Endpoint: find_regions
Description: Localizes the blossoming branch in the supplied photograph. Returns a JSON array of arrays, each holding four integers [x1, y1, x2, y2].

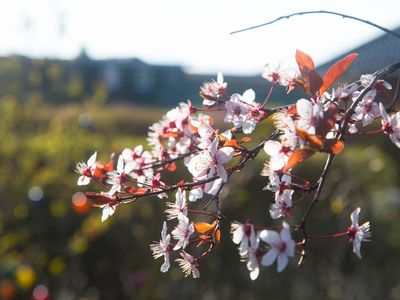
[[75, 50, 400, 279]]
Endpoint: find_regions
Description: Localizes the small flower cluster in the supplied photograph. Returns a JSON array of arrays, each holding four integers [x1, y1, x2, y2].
[[75, 50, 400, 279], [150, 188, 222, 278]]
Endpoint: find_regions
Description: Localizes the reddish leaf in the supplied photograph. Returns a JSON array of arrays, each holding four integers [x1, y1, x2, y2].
[[166, 162, 176, 172], [296, 129, 324, 149], [308, 70, 323, 97], [215, 229, 221, 243], [85, 192, 112, 207], [224, 139, 239, 148], [124, 186, 136, 194], [194, 222, 215, 233], [320, 53, 358, 94], [316, 104, 338, 136], [240, 136, 252, 143], [295, 49, 316, 78], [135, 188, 148, 195], [324, 140, 345, 154], [295, 50, 323, 97], [283, 149, 316, 172], [287, 104, 297, 116]]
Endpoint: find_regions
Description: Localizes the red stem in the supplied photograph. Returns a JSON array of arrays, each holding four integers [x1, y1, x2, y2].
[[261, 83, 275, 109], [307, 232, 348, 240]]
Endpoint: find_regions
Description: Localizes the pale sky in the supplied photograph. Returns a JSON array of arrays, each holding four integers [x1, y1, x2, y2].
[[0, 0, 399, 75]]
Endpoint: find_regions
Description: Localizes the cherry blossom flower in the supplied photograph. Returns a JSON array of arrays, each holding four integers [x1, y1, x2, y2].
[[262, 62, 298, 92], [187, 137, 234, 182], [225, 89, 261, 134], [260, 222, 295, 272], [176, 251, 200, 278], [197, 124, 215, 150], [100, 197, 119, 222], [353, 90, 380, 126], [200, 72, 227, 106], [263, 140, 293, 171], [76, 151, 97, 186], [273, 109, 297, 147], [246, 230, 261, 280], [269, 190, 293, 220], [231, 221, 255, 256], [266, 174, 294, 219], [296, 99, 323, 135], [165, 188, 188, 220], [122, 145, 154, 182], [379, 103, 400, 148], [150, 221, 172, 273], [172, 214, 195, 250], [348, 207, 371, 259], [106, 155, 134, 195]]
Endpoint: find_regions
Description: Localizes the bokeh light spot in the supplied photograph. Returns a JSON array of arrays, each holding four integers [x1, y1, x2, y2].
[[32, 285, 49, 300], [28, 186, 44, 202]]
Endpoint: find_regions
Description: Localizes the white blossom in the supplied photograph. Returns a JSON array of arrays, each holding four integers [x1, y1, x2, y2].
[[296, 99, 323, 135], [165, 188, 188, 220], [348, 207, 371, 259], [76, 151, 97, 186], [353, 90, 380, 126], [150, 221, 171, 272], [176, 251, 200, 278], [379, 103, 400, 148], [172, 214, 195, 250], [260, 222, 295, 272]]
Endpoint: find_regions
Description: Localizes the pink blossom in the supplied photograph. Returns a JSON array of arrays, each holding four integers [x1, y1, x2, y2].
[[353, 90, 380, 126], [379, 103, 400, 148], [231, 221, 255, 256], [263, 140, 292, 171], [76, 151, 97, 186], [225, 89, 261, 134], [262, 62, 298, 92], [172, 214, 195, 250], [260, 222, 295, 272], [267, 174, 294, 219], [187, 137, 234, 182], [165, 188, 188, 220], [296, 99, 323, 135], [106, 155, 134, 195], [348, 207, 371, 259], [100, 197, 119, 222], [150, 221, 172, 273], [200, 72, 227, 106], [176, 251, 200, 278], [246, 230, 261, 280]]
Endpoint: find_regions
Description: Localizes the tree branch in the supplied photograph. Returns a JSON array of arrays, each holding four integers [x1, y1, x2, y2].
[[230, 10, 400, 39]]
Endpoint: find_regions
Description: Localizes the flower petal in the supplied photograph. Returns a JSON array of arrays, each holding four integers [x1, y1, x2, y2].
[[261, 249, 278, 266], [277, 253, 289, 272]]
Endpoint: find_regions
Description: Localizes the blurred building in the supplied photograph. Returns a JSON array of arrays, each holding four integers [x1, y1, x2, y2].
[[318, 26, 400, 83], [0, 50, 273, 106]]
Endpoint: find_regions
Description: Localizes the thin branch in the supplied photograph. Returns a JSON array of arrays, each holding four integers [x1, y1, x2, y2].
[[388, 79, 400, 112], [230, 10, 400, 39], [297, 153, 335, 231]]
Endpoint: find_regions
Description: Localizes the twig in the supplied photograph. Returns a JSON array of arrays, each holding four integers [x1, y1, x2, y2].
[[388, 79, 400, 112], [203, 182, 225, 211], [230, 10, 400, 39], [297, 153, 335, 231]]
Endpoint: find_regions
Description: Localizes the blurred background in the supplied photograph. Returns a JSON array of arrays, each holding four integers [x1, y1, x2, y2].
[[0, 0, 399, 299]]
